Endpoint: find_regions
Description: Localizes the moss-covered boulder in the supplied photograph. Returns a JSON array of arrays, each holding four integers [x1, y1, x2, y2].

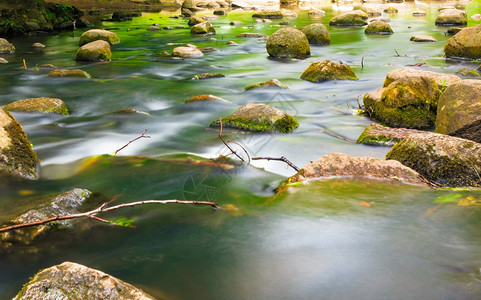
[[191, 72, 225, 80], [435, 8, 467, 26], [266, 27, 310, 59], [300, 60, 358, 83], [365, 21, 393, 35], [78, 29, 120, 46], [436, 80, 481, 142], [244, 79, 288, 91], [410, 35, 437, 42], [281, 153, 426, 190], [4, 97, 69, 115], [301, 23, 330, 45], [0, 38, 15, 54], [190, 21, 215, 35], [386, 132, 481, 187], [210, 103, 298, 133], [14, 262, 155, 299], [329, 10, 368, 26], [252, 11, 283, 19], [188, 16, 205, 26], [357, 123, 425, 146], [454, 68, 480, 77], [383, 6, 398, 13], [172, 46, 204, 58], [75, 40, 111, 62], [383, 68, 461, 89], [237, 32, 268, 38], [444, 24, 481, 60], [47, 69, 91, 78], [0, 108, 39, 180], [185, 94, 230, 104]]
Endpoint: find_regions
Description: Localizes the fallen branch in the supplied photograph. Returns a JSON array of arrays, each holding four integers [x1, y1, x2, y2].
[[217, 118, 249, 163], [252, 156, 300, 172], [113, 129, 151, 155], [316, 124, 357, 144], [0, 198, 219, 233]]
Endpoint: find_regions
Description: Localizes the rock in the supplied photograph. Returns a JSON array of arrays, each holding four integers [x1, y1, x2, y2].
[[383, 6, 398, 13], [279, 21, 290, 25], [454, 68, 480, 77], [436, 80, 481, 142], [198, 47, 218, 53], [282, 153, 426, 188], [75, 40, 112, 62], [237, 32, 268, 38], [472, 14, 481, 20], [163, 26, 173, 30], [0, 58, 8, 64], [0, 109, 39, 180], [172, 46, 204, 58], [439, 6, 456, 11], [210, 103, 298, 133], [4, 98, 69, 115], [365, 21, 393, 35], [230, 21, 243, 26], [435, 8, 467, 26], [371, 17, 391, 23], [0, 38, 15, 54], [357, 123, 425, 146], [182, 0, 196, 9], [226, 41, 237, 45], [309, 9, 326, 17], [412, 10, 426, 16], [446, 27, 463, 35], [360, 7, 382, 17], [410, 35, 437, 42], [78, 29, 120, 46], [32, 42, 45, 48], [329, 10, 368, 26], [147, 25, 161, 31], [181, 8, 194, 17], [262, 19, 273, 23], [214, 8, 227, 15], [266, 27, 310, 59], [14, 262, 155, 299], [386, 132, 481, 187], [203, 15, 219, 21], [47, 69, 91, 78], [190, 21, 216, 35], [185, 94, 229, 103], [244, 79, 288, 90], [444, 24, 481, 60], [188, 16, 205, 26], [300, 60, 358, 82], [301, 23, 330, 45], [252, 11, 283, 19], [383, 68, 461, 88], [191, 73, 225, 80]]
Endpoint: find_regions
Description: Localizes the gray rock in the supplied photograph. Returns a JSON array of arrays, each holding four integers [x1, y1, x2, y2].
[[230, 20, 243, 26], [188, 16, 205, 26], [32, 42, 46, 48], [147, 25, 161, 31]]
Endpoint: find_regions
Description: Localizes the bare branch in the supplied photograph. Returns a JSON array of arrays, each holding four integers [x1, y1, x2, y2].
[[113, 129, 151, 155], [252, 156, 300, 172], [217, 118, 246, 162], [316, 124, 357, 144], [361, 54, 365, 70]]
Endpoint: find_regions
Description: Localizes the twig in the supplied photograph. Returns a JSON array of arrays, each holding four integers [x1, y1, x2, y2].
[[217, 118, 246, 162], [227, 139, 251, 163], [0, 199, 219, 233], [113, 129, 151, 155], [316, 124, 357, 144], [417, 175, 441, 188], [252, 156, 300, 172], [356, 94, 364, 110], [394, 49, 401, 57], [361, 54, 365, 70]]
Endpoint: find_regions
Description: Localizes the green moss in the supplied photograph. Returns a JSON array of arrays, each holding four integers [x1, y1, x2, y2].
[[300, 60, 358, 82], [75, 41, 111, 62], [47, 69, 91, 78], [364, 21, 393, 35], [252, 11, 283, 19], [4, 97, 69, 115], [357, 128, 401, 146], [210, 114, 298, 133]]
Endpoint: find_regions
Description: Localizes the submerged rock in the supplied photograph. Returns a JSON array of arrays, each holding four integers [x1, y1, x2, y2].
[[147, 25, 161, 31], [47, 69, 91, 78], [386, 133, 481, 187], [444, 24, 481, 60], [300, 60, 358, 82], [329, 10, 368, 26], [172, 46, 204, 58], [357, 123, 424, 146], [4, 97, 69, 115], [446, 27, 463, 35], [0, 109, 39, 180], [266, 27, 310, 59], [0, 38, 15, 54], [435, 8, 467, 26], [365, 21, 393, 35], [190, 21, 216, 35], [410, 35, 437, 42], [252, 11, 283, 19], [210, 103, 298, 133], [14, 261, 155, 300], [185, 94, 229, 103], [436, 79, 481, 142], [75, 40, 112, 62], [78, 29, 120, 46], [0, 57, 8, 64], [32, 42, 46, 48], [237, 32, 268, 38], [244, 79, 288, 90], [191, 73, 225, 80], [301, 23, 330, 45], [454, 68, 480, 77], [230, 21, 243, 26]]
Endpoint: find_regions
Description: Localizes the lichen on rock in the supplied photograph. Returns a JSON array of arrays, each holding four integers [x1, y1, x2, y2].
[[300, 60, 358, 82]]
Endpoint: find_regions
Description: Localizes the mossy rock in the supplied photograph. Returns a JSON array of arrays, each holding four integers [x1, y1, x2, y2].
[[383, 68, 462, 89], [301, 23, 330, 45], [75, 40, 112, 62], [386, 132, 481, 187], [237, 32, 268, 38], [410, 35, 437, 42], [365, 21, 393, 35], [191, 72, 225, 80], [190, 21, 215, 35], [78, 29, 120, 46], [300, 60, 358, 82], [329, 10, 368, 26], [244, 79, 288, 91], [435, 8, 467, 26], [210, 103, 298, 133], [0, 38, 15, 54], [252, 11, 283, 19], [47, 69, 91, 78], [266, 27, 310, 59], [446, 27, 463, 35], [383, 6, 398, 13], [357, 123, 424, 146], [185, 94, 230, 103], [444, 24, 481, 60], [360, 7, 382, 17], [0, 109, 39, 180], [454, 68, 480, 77], [4, 97, 69, 115], [188, 16, 205, 26], [436, 79, 481, 142], [172, 46, 204, 58]]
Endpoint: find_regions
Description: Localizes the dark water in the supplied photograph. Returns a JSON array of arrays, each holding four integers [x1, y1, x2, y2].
[[1, 2, 481, 299]]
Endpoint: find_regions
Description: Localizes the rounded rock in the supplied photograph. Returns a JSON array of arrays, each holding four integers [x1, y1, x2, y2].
[[78, 29, 120, 46], [301, 23, 330, 45], [266, 27, 310, 59]]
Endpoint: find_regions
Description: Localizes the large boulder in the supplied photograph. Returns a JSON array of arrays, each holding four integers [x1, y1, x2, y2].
[[190, 21, 215, 35], [172, 46, 204, 58], [365, 21, 393, 35], [435, 8, 467, 26], [4, 97, 69, 115], [0, 38, 15, 54], [300, 60, 358, 82], [210, 103, 298, 133], [383, 68, 461, 88], [0, 109, 39, 180], [329, 10, 368, 26], [357, 123, 424, 146], [436, 79, 481, 142], [444, 24, 481, 60], [282, 153, 427, 188], [301, 23, 330, 45], [14, 262, 155, 299], [75, 40, 112, 62], [266, 27, 310, 59], [47, 69, 91, 78], [386, 133, 481, 187], [78, 29, 120, 46]]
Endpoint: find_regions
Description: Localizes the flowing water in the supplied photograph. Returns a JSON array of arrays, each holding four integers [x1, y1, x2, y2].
[[1, 2, 481, 299]]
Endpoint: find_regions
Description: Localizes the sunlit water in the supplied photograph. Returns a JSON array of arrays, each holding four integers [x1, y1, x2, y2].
[[1, 2, 481, 299]]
